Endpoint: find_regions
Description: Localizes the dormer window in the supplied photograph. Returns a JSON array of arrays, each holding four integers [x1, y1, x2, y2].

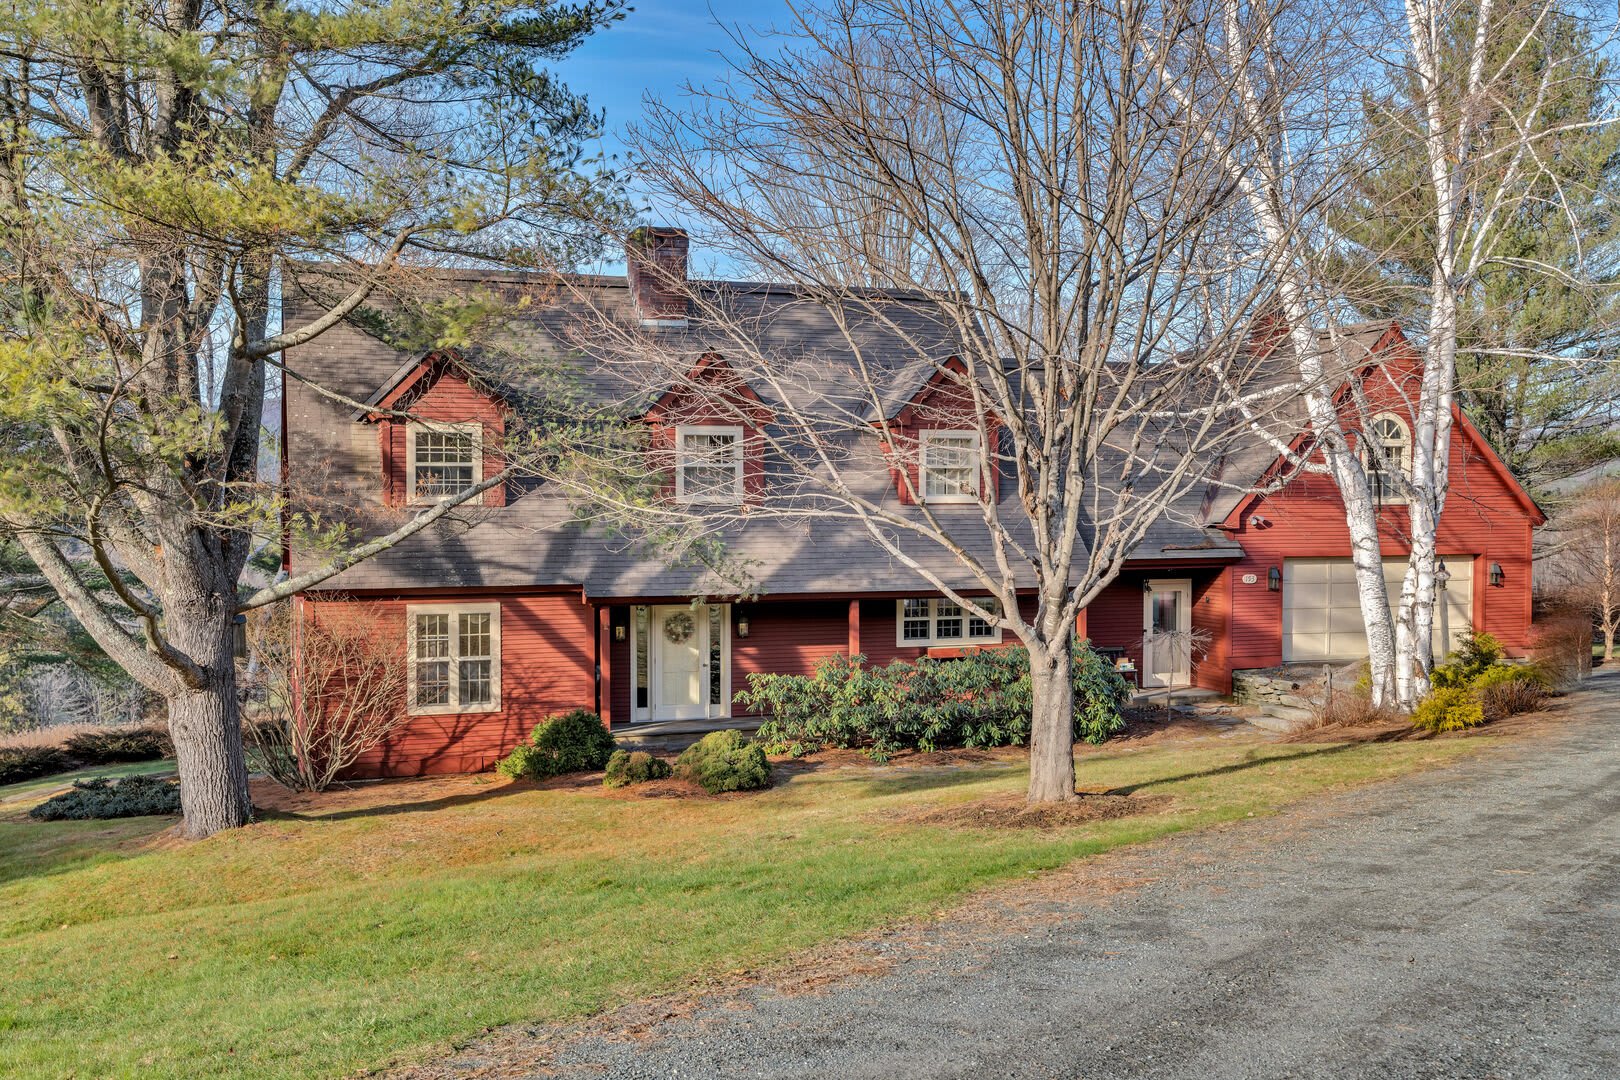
[[920, 430, 981, 503], [407, 421, 483, 503], [1363, 413, 1411, 505], [675, 425, 744, 504]]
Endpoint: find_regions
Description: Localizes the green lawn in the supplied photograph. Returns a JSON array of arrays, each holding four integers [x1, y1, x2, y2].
[[0, 760, 176, 806], [0, 734, 1483, 1078]]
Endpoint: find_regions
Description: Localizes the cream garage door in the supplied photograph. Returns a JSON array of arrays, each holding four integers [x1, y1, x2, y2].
[[1283, 557, 1473, 662]]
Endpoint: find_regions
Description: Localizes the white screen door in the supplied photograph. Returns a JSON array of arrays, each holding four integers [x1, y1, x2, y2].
[[1142, 579, 1193, 688]]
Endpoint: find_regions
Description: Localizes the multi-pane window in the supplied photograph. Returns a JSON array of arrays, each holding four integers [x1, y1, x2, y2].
[[920, 430, 981, 503], [675, 425, 744, 503], [408, 604, 500, 713], [1364, 413, 1411, 505], [409, 423, 481, 501], [895, 597, 1002, 646], [901, 598, 932, 641]]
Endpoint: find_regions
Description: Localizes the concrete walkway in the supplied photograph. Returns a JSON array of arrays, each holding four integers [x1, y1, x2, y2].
[[440, 673, 1620, 1080]]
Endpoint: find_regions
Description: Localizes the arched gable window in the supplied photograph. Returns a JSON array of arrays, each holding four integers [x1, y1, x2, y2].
[[1363, 412, 1411, 505]]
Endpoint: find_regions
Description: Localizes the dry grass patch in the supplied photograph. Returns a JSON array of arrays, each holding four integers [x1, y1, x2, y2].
[[901, 791, 1170, 830]]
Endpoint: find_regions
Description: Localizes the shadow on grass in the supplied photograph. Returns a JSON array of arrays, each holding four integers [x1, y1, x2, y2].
[[260, 781, 532, 823], [1104, 742, 1362, 795]]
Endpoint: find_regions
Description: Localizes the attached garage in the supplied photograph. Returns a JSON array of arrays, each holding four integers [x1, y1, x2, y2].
[[1282, 557, 1474, 663]]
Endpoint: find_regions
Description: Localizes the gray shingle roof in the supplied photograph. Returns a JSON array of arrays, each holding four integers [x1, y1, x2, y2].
[[281, 267, 1334, 599]]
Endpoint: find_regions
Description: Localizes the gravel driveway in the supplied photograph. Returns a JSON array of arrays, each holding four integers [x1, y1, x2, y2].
[[433, 674, 1620, 1080]]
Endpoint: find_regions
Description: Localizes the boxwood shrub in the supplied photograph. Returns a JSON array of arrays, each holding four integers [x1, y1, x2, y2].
[[603, 749, 673, 788], [494, 709, 616, 780], [741, 639, 1130, 759], [673, 730, 770, 794]]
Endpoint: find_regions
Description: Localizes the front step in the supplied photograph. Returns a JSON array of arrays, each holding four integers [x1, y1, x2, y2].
[[612, 718, 762, 756]]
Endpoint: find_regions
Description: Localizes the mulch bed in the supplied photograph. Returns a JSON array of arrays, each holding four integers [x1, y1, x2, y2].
[[901, 791, 1170, 830]]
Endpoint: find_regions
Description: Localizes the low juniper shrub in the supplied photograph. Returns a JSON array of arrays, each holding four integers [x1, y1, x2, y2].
[[494, 709, 616, 780], [62, 725, 173, 764], [742, 640, 1130, 759], [0, 746, 71, 786], [673, 730, 771, 794], [28, 774, 182, 821], [603, 749, 673, 788]]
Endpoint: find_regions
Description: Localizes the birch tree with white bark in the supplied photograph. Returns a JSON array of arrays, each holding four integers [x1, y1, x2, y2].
[[1150, 0, 1614, 705], [581, 0, 1308, 803]]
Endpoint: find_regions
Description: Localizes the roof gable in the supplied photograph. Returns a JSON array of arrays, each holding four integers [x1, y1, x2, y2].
[[1211, 321, 1544, 528], [353, 350, 505, 422], [640, 353, 773, 427]]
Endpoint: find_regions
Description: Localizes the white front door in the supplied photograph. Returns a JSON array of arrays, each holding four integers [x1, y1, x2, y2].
[[647, 604, 729, 721], [1142, 579, 1193, 688]]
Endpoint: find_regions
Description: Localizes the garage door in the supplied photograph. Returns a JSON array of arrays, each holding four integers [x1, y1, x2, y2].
[[1283, 557, 1473, 662]]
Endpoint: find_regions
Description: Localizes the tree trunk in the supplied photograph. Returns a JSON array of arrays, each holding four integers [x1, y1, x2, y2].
[[1026, 643, 1076, 804], [1605, 625, 1615, 662], [165, 590, 254, 838], [169, 668, 253, 838]]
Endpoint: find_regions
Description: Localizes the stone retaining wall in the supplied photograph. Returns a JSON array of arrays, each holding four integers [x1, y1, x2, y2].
[[1232, 667, 1337, 712]]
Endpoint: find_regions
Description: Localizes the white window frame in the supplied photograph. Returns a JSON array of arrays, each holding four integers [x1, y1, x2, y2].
[[919, 429, 982, 504], [895, 597, 1003, 647], [406, 602, 502, 715], [674, 424, 745, 504], [1362, 412, 1412, 506], [405, 421, 484, 505]]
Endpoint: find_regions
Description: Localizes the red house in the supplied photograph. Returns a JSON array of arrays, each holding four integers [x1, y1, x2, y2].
[[282, 233, 1544, 777]]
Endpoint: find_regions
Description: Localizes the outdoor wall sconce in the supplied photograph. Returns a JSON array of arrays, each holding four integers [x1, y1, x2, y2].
[[1267, 566, 1281, 592], [232, 613, 248, 660], [1490, 562, 1505, 587], [1436, 558, 1450, 591], [613, 623, 627, 642], [1142, 579, 1153, 593], [736, 614, 751, 639]]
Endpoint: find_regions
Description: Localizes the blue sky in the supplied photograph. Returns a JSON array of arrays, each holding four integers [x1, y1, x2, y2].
[[556, 1, 793, 269]]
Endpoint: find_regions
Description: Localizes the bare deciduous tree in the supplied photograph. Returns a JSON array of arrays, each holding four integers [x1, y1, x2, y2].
[[243, 604, 410, 792], [1152, 0, 1614, 705], [1543, 477, 1620, 661], [578, 0, 1307, 803]]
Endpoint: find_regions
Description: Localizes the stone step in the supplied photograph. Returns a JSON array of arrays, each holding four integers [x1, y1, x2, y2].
[[1245, 704, 1318, 734]]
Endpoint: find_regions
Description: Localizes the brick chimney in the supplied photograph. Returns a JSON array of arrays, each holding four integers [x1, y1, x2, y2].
[[625, 226, 690, 327]]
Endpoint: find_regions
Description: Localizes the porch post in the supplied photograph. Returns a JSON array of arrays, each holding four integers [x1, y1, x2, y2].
[[847, 599, 862, 662]]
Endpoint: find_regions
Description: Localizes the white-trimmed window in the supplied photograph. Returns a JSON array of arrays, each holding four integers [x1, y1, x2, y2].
[[675, 425, 744, 504], [920, 430, 982, 503], [407, 421, 483, 502], [1363, 413, 1411, 505], [897, 597, 1002, 646], [407, 603, 501, 714]]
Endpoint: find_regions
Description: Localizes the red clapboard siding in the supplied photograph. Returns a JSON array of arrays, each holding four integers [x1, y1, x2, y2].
[[1190, 569, 1233, 693], [1222, 416, 1536, 667], [305, 593, 594, 777], [379, 371, 506, 508], [730, 601, 849, 714]]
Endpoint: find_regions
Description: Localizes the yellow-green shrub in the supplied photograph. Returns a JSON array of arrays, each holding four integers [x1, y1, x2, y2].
[[1410, 687, 1485, 733], [1430, 631, 1505, 689]]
